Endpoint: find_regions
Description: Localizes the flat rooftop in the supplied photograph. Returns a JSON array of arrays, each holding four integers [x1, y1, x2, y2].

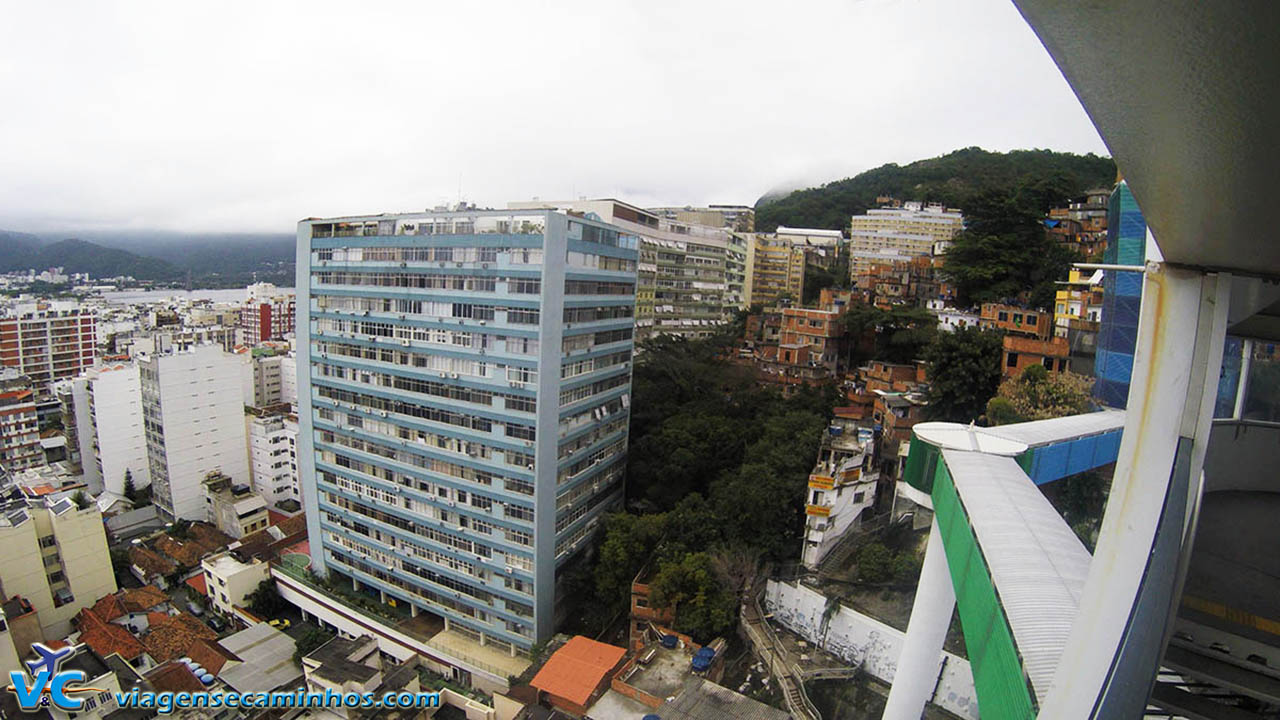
[[618, 644, 691, 702]]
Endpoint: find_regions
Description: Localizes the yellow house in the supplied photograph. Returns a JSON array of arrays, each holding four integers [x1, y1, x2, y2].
[[1054, 268, 1105, 338]]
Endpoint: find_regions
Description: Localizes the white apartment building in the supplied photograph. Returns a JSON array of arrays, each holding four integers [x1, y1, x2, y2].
[[202, 551, 270, 617], [246, 410, 299, 508], [58, 363, 150, 497], [279, 351, 297, 408], [139, 344, 250, 522], [238, 349, 287, 409], [848, 202, 964, 278]]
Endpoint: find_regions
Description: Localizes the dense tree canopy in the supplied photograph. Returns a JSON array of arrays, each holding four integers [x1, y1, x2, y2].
[[564, 331, 838, 639], [841, 301, 937, 366], [923, 326, 1005, 422], [941, 188, 1080, 309]]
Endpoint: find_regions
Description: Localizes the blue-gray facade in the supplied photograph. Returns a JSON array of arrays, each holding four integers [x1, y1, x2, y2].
[[296, 210, 637, 653]]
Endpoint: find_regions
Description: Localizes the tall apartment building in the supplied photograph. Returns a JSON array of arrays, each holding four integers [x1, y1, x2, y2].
[[241, 283, 297, 345], [0, 370, 40, 472], [511, 199, 733, 340], [0, 475, 117, 638], [0, 301, 97, 402], [56, 363, 150, 496], [246, 407, 299, 508], [742, 233, 806, 306], [648, 204, 755, 232], [237, 346, 290, 408], [139, 344, 250, 522], [298, 209, 637, 654], [848, 202, 963, 280]]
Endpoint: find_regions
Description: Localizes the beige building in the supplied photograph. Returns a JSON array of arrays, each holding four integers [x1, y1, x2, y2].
[[848, 201, 963, 281], [741, 233, 807, 306], [203, 471, 269, 539], [510, 198, 738, 340], [0, 484, 117, 638], [648, 204, 755, 232], [201, 550, 270, 617]]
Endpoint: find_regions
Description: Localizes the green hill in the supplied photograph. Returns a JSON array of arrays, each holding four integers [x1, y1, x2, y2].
[[0, 235, 179, 280], [755, 147, 1117, 232]]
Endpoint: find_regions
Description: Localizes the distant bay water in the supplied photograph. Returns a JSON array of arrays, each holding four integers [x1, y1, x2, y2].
[[100, 287, 294, 304]]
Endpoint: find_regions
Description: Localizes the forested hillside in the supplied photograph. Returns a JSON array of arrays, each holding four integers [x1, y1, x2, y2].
[[755, 147, 1117, 231]]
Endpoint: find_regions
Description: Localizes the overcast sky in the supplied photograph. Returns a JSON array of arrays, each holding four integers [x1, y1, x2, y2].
[[0, 0, 1106, 234]]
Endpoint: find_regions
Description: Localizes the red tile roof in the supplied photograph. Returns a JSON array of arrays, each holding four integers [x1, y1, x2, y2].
[[530, 636, 627, 707], [187, 639, 239, 676], [185, 574, 208, 596], [88, 594, 126, 623], [129, 546, 177, 579], [120, 586, 169, 613], [145, 662, 206, 694], [267, 509, 289, 526], [143, 613, 217, 664], [76, 609, 145, 661]]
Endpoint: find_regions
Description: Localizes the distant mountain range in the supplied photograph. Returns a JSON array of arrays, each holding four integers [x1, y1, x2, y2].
[[0, 229, 295, 286], [755, 147, 1118, 231]]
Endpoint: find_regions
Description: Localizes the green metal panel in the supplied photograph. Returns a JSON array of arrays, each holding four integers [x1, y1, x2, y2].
[[931, 461, 1038, 720], [904, 438, 941, 493]]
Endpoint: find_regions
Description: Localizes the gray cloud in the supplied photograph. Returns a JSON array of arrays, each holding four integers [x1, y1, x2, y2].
[[0, 0, 1105, 233]]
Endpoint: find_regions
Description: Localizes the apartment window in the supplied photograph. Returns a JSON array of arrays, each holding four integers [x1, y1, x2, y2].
[[1042, 357, 1054, 370], [998, 311, 1008, 322], [39, 535, 56, 548], [48, 571, 64, 583], [1007, 353, 1018, 368]]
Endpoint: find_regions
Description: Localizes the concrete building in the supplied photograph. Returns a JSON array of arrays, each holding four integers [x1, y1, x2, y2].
[[300, 634, 425, 720], [1055, 268, 1105, 376], [649, 204, 755, 232], [512, 198, 732, 340], [779, 307, 842, 373], [848, 202, 964, 264], [201, 549, 270, 617], [0, 300, 97, 403], [202, 471, 268, 539], [57, 363, 150, 496], [0, 370, 40, 472], [0, 472, 117, 638], [802, 418, 880, 570], [236, 345, 290, 409], [139, 344, 250, 522], [246, 407, 299, 508], [743, 233, 806, 306], [240, 283, 296, 345], [298, 208, 637, 658]]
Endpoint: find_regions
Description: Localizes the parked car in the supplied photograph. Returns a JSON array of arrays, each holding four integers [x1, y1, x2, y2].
[[206, 615, 228, 633], [268, 618, 291, 630], [186, 602, 204, 617]]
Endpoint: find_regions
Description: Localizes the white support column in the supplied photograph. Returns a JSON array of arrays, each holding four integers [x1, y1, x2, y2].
[[883, 517, 955, 720]]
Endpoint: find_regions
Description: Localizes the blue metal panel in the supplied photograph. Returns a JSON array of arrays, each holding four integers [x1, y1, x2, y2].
[[1027, 429, 1124, 485]]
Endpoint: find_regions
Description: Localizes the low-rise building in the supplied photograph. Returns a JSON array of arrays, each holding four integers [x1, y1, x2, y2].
[[979, 303, 1053, 339], [300, 634, 424, 719], [201, 550, 270, 618], [203, 471, 269, 539], [1002, 334, 1072, 377], [779, 307, 842, 373]]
